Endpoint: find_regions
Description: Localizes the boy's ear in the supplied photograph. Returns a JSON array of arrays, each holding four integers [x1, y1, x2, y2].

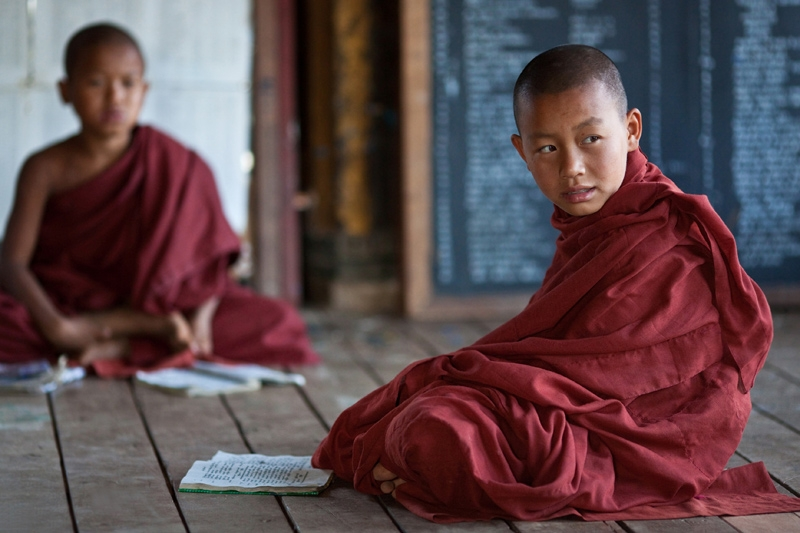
[[625, 108, 643, 151], [58, 79, 70, 104], [511, 134, 527, 163]]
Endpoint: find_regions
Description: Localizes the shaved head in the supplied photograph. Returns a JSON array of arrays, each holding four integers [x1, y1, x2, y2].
[[64, 22, 144, 78], [513, 44, 627, 131]]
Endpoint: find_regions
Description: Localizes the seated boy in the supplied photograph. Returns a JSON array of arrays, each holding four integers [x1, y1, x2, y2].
[[0, 23, 319, 376], [312, 45, 800, 521]]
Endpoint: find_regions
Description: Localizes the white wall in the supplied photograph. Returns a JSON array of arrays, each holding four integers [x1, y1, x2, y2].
[[0, 0, 253, 237]]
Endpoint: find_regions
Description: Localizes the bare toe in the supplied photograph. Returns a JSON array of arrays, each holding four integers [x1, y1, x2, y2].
[[373, 463, 398, 494], [373, 463, 406, 496], [384, 477, 406, 497], [373, 463, 397, 481]]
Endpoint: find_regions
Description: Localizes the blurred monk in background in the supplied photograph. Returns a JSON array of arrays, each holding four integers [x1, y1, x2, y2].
[[0, 22, 319, 376]]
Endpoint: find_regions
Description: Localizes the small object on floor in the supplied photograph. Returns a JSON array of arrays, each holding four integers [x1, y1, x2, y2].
[[135, 361, 305, 396], [0, 356, 85, 394], [179, 451, 333, 495]]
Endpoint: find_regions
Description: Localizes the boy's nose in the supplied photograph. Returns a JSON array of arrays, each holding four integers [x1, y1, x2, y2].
[[560, 149, 584, 180], [107, 82, 124, 103]]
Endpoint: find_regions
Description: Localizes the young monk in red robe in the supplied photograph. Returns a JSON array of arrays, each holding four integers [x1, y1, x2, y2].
[[0, 23, 319, 377], [312, 45, 800, 522]]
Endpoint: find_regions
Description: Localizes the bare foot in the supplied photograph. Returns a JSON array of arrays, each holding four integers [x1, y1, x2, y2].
[[77, 338, 130, 366], [167, 311, 195, 353], [188, 297, 218, 356], [373, 462, 406, 497]]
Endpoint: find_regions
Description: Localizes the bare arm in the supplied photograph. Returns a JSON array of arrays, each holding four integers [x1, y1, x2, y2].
[[0, 154, 107, 350], [0, 153, 182, 351], [1, 150, 214, 358]]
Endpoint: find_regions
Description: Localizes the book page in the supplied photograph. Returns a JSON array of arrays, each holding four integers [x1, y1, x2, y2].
[[192, 361, 306, 386], [181, 452, 332, 491], [134, 368, 259, 396]]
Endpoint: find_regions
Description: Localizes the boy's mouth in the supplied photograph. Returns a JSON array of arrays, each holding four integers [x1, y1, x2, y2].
[[563, 187, 595, 203], [103, 109, 125, 122]]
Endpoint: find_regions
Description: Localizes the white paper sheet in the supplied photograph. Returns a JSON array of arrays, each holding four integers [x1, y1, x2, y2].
[[180, 451, 332, 492]]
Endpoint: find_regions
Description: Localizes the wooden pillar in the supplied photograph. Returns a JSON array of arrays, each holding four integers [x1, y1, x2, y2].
[[299, 0, 401, 312], [302, 0, 336, 232], [333, 0, 373, 236], [251, 0, 302, 303], [400, 0, 432, 316]]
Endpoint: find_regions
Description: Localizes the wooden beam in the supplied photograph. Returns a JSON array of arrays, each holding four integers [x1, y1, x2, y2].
[[399, 0, 433, 316], [333, 0, 374, 236], [302, 0, 336, 232], [251, 0, 302, 303], [398, 0, 542, 320]]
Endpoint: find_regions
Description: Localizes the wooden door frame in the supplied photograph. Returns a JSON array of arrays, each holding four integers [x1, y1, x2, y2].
[[251, 0, 302, 303], [399, 0, 529, 319]]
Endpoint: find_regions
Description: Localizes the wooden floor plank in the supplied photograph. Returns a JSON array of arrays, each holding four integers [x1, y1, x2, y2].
[[293, 314, 385, 425], [764, 349, 800, 384], [133, 383, 292, 532], [52, 379, 184, 532], [3, 311, 797, 532], [0, 393, 73, 533], [771, 313, 800, 346], [294, 359, 381, 426], [345, 316, 433, 384], [380, 495, 513, 532], [226, 374, 401, 531], [224, 384, 328, 455], [765, 314, 800, 377], [515, 520, 623, 532], [292, 313, 406, 530], [724, 512, 800, 532], [408, 321, 490, 355], [281, 478, 400, 533], [751, 366, 800, 437], [621, 517, 738, 532], [736, 409, 800, 493]]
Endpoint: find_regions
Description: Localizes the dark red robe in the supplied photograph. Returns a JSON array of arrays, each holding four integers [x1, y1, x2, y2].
[[312, 149, 800, 522], [0, 125, 319, 376]]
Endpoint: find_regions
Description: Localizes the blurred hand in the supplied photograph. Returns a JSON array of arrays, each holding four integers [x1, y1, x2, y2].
[[46, 315, 112, 352]]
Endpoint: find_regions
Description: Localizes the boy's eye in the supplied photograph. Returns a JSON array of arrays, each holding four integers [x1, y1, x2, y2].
[[538, 145, 556, 154], [583, 135, 600, 144]]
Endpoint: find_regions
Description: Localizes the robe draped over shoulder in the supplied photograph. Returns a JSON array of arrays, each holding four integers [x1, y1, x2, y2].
[[312, 149, 799, 522], [0, 125, 318, 375]]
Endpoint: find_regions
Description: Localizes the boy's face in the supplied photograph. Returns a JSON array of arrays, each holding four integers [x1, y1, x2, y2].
[[511, 81, 642, 217], [59, 43, 148, 138]]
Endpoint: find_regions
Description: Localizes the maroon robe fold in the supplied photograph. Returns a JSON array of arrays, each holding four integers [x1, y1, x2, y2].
[[0, 125, 318, 376], [312, 149, 800, 522]]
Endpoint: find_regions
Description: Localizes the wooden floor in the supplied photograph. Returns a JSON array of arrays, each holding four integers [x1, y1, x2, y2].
[[3, 311, 800, 532]]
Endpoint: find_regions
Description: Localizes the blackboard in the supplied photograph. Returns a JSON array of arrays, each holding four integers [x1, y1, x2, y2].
[[428, 0, 800, 299], [400, 0, 800, 317]]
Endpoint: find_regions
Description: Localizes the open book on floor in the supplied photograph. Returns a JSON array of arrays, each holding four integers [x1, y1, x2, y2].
[[135, 360, 306, 396], [179, 451, 334, 496]]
